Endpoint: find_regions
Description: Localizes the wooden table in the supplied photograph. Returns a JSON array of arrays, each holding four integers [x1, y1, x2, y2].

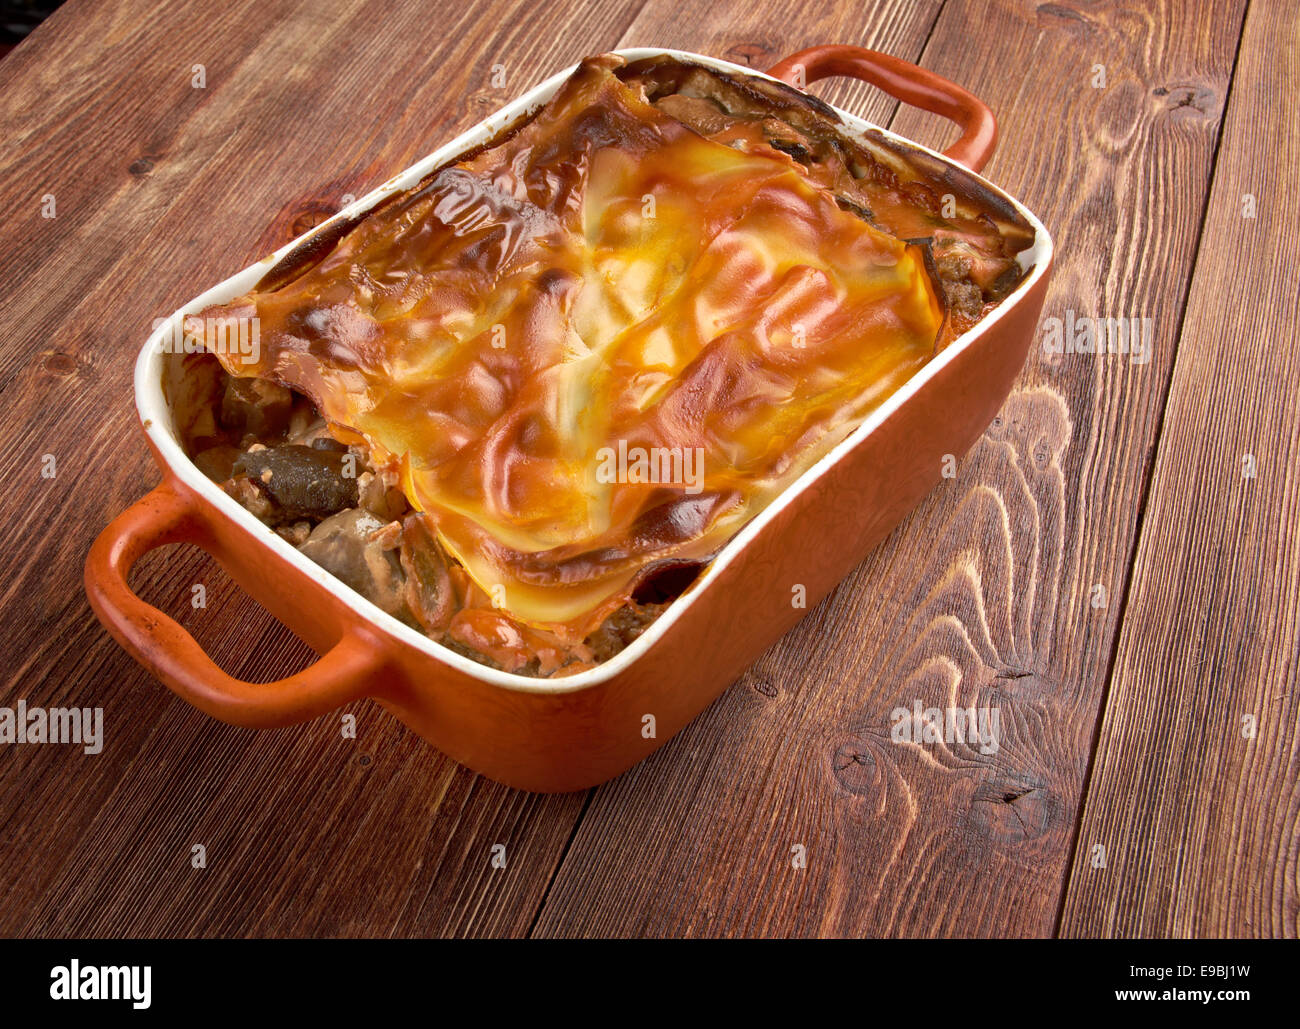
[[1, 0, 1295, 938]]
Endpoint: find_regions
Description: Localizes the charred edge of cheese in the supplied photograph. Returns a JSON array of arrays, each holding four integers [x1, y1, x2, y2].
[[616, 55, 1035, 343], [184, 51, 1014, 657], [618, 55, 1035, 241]]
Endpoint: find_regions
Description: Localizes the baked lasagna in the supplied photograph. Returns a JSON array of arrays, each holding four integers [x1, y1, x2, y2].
[[178, 53, 1035, 676]]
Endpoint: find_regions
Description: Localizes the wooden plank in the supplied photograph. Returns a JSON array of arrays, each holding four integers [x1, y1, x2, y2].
[[1059, 0, 1300, 938], [0, 0, 649, 938], [531, 0, 1247, 937]]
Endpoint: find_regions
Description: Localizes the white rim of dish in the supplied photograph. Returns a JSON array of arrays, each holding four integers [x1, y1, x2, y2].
[[134, 46, 1054, 696]]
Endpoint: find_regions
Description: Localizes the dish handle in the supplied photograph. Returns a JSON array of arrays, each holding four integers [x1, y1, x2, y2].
[[767, 45, 997, 173], [85, 483, 376, 728]]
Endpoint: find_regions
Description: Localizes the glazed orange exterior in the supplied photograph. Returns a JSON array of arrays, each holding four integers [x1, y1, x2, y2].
[[84, 46, 1053, 792]]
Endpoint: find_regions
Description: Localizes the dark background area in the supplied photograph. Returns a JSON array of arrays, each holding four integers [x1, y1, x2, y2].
[[1, 0, 62, 54]]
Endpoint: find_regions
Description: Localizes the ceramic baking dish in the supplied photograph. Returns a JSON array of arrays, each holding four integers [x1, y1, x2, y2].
[[86, 45, 1053, 792]]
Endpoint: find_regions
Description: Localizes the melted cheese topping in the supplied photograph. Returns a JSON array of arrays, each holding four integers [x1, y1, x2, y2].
[[191, 54, 944, 637]]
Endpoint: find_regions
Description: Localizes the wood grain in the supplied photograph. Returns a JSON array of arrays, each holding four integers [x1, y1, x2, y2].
[[1059, 0, 1300, 938], [530, 0, 1248, 937]]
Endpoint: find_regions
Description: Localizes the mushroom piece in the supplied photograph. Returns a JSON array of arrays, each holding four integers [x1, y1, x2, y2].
[[298, 509, 407, 618], [232, 444, 359, 521], [398, 514, 455, 633]]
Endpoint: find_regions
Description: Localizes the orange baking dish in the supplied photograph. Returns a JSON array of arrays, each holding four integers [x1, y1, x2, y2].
[[85, 45, 1053, 791]]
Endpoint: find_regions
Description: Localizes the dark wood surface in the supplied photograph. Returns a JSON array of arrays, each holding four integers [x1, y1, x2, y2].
[[0, 0, 1294, 938]]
